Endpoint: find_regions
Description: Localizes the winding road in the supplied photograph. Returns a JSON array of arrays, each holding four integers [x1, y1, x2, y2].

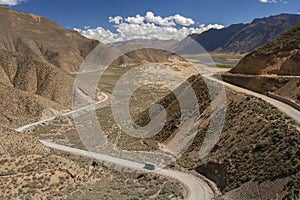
[[16, 92, 109, 132], [39, 140, 215, 200], [16, 91, 217, 200], [202, 72, 300, 124], [15, 66, 300, 199]]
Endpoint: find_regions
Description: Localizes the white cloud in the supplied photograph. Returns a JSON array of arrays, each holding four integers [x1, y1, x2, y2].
[[125, 14, 145, 24], [109, 16, 123, 24], [75, 27, 119, 43], [259, 0, 276, 3], [145, 11, 175, 27], [75, 12, 224, 44], [0, 0, 25, 6], [172, 14, 195, 26], [142, 12, 195, 27], [259, 0, 288, 3]]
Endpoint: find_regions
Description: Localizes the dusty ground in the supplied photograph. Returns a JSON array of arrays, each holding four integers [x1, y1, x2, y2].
[[1, 125, 186, 199], [27, 60, 300, 199]]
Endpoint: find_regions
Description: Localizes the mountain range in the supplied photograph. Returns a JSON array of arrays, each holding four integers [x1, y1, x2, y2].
[[181, 13, 300, 54]]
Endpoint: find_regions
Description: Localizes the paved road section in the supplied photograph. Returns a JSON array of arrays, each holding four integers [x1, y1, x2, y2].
[[40, 140, 214, 200], [203, 74, 300, 124], [16, 92, 108, 132]]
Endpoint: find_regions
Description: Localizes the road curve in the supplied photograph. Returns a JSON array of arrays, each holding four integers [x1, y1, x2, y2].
[[16, 90, 215, 200], [19, 65, 300, 199], [203, 74, 300, 124], [16, 69, 300, 199], [39, 140, 214, 200], [16, 92, 109, 132]]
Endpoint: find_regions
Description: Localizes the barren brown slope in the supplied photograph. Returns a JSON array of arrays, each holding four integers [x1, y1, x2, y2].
[[0, 5, 98, 118], [112, 39, 179, 50], [111, 48, 184, 66], [0, 49, 74, 107], [274, 78, 300, 103], [0, 5, 99, 73], [231, 22, 300, 75], [0, 83, 64, 128]]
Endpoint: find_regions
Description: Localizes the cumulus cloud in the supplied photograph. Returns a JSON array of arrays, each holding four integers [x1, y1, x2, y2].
[[0, 0, 25, 6], [109, 16, 123, 24], [142, 12, 195, 27], [125, 14, 145, 24], [75, 12, 224, 44], [145, 11, 175, 26], [74, 27, 119, 43], [172, 14, 195, 26]]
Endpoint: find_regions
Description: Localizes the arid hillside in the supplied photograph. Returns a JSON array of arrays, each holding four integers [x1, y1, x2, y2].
[[231, 22, 300, 75], [0, 125, 185, 199], [0, 6, 183, 128], [0, 49, 74, 128], [274, 79, 300, 103], [0, 83, 64, 128], [112, 38, 179, 50], [0, 49, 74, 106], [0, 5, 99, 73], [41, 73, 300, 199], [111, 48, 183, 66], [129, 75, 300, 199], [0, 5, 99, 127]]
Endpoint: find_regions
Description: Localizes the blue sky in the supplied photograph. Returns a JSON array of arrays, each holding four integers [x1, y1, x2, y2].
[[2, 0, 300, 43]]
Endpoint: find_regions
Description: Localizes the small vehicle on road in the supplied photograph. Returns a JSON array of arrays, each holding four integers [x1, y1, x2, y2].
[[144, 162, 156, 170]]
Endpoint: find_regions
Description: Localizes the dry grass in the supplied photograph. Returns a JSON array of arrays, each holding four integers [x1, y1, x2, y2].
[[1, 125, 186, 199]]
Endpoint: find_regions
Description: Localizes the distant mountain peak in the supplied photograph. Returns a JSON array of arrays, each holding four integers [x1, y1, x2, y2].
[[184, 13, 300, 54]]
